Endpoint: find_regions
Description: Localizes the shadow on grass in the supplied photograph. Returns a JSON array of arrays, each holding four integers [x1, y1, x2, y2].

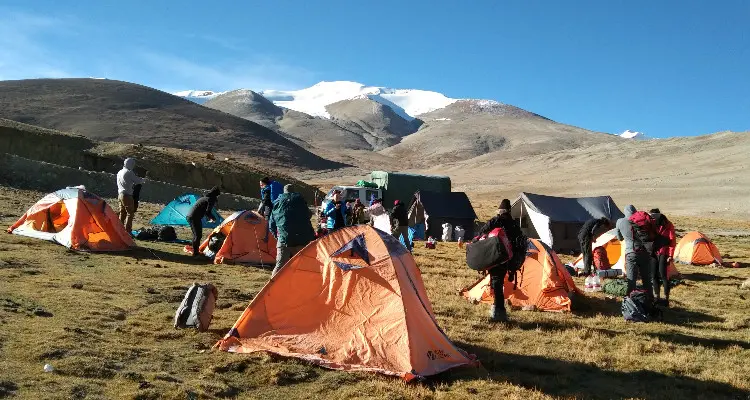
[[572, 294, 623, 317], [433, 342, 748, 400], [646, 331, 750, 350], [128, 246, 214, 266], [662, 306, 724, 326]]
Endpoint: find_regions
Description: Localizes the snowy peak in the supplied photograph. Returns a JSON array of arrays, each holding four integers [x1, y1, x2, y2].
[[258, 81, 458, 120], [175, 81, 461, 119], [620, 130, 648, 140]]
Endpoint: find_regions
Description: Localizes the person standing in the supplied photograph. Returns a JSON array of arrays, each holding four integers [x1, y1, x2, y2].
[[577, 217, 612, 275], [116, 158, 144, 233], [476, 199, 525, 323], [391, 200, 411, 251], [187, 187, 221, 258], [649, 208, 676, 307], [270, 184, 315, 276], [350, 198, 366, 225], [257, 177, 279, 218], [616, 205, 654, 297], [324, 190, 347, 231]]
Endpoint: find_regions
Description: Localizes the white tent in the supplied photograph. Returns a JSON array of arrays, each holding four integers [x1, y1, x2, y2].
[[511, 192, 625, 253]]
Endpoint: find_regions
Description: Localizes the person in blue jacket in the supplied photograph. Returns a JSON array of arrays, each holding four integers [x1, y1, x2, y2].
[[324, 190, 347, 231], [257, 177, 283, 217]]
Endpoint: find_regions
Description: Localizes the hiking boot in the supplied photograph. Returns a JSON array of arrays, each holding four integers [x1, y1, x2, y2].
[[489, 305, 508, 323]]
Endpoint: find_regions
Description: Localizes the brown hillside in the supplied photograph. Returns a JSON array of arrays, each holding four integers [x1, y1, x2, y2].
[[0, 118, 322, 203], [0, 78, 344, 171]]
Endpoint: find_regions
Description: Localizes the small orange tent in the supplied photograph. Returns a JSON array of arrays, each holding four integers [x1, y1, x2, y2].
[[199, 211, 276, 265], [216, 225, 474, 380], [460, 238, 580, 312], [675, 231, 723, 265], [572, 229, 680, 279], [7, 187, 134, 251]]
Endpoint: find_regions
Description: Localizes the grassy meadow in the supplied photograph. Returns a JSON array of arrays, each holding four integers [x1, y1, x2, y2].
[[1, 186, 749, 400]]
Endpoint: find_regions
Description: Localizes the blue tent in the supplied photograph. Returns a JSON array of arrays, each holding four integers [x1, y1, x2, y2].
[[150, 193, 223, 228]]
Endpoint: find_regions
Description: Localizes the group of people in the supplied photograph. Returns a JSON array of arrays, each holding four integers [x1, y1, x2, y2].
[[319, 190, 411, 249], [578, 206, 676, 307]]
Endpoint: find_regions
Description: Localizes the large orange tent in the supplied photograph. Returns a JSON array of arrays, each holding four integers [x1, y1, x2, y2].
[[7, 187, 134, 251], [460, 238, 580, 312], [572, 229, 680, 279], [198, 210, 276, 265], [215, 225, 474, 380], [675, 231, 723, 265]]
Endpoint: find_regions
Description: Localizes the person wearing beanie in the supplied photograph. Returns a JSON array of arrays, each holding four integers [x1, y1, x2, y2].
[[476, 198, 525, 323], [391, 199, 411, 251], [270, 184, 315, 276], [187, 186, 221, 258], [616, 205, 653, 297], [116, 158, 145, 232]]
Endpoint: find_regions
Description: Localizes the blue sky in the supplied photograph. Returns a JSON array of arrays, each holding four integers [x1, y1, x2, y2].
[[1, 0, 748, 137]]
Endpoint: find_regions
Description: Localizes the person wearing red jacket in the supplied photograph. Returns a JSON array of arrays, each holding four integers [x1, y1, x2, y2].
[[649, 209, 676, 307]]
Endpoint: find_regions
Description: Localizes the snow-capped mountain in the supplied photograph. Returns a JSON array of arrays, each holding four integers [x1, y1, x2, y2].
[[620, 130, 648, 140], [175, 81, 458, 119], [173, 90, 222, 104]]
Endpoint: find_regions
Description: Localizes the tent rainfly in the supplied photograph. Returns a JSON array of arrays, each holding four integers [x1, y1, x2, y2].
[[408, 191, 477, 241], [511, 192, 625, 253]]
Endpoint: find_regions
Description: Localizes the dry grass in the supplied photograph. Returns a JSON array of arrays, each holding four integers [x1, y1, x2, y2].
[[1, 186, 749, 399]]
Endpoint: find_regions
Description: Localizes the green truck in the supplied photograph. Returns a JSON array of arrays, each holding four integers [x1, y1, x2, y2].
[[370, 171, 451, 205]]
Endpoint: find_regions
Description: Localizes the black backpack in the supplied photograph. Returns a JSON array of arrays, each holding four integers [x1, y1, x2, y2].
[[157, 226, 177, 242], [622, 290, 661, 322], [134, 226, 159, 240], [466, 236, 513, 271]]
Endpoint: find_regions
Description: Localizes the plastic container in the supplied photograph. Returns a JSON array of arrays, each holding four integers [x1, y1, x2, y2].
[[592, 274, 602, 292], [584, 275, 594, 292]]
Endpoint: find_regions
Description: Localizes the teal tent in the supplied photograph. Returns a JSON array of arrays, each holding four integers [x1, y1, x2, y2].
[[150, 193, 223, 228]]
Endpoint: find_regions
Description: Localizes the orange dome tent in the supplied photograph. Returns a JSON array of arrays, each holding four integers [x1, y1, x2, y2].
[[572, 229, 680, 278], [675, 231, 723, 265], [460, 238, 580, 312], [198, 210, 277, 265], [7, 187, 134, 251], [216, 225, 474, 380]]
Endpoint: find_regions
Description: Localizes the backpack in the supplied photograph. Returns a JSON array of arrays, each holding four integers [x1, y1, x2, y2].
[[465, 228, 515, 271], [174, 283, 218, 332], [134, 226, 159, 240], [622, 290, 661, 322], [629, 211, 656, 253], [157, 226, 177, 242], [593, 246, 610, 270]]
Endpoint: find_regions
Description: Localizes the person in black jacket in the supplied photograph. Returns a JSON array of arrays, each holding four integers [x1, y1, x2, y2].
[[187, 187, 220, 258], [577, 217, 612, 275], [391, 200, 411, 251], [477, 198, 525, 322]]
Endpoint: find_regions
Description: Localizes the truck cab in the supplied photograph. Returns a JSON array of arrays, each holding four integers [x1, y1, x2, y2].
[[319, 186, 382, 214]]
